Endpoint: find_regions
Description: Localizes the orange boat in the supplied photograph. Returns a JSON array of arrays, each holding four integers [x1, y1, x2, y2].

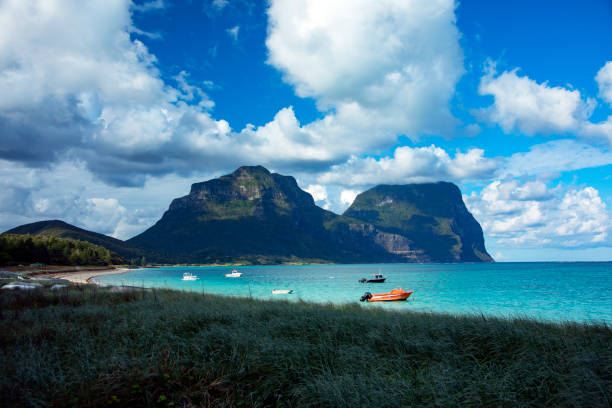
[[360, 288, 413, 302]]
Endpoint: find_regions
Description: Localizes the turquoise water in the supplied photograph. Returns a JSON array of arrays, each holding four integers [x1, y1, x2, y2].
[[95, 262, 612, 323]]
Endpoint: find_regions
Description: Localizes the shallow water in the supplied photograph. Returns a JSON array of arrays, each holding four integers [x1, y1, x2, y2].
[[95, 262, 612, 323]]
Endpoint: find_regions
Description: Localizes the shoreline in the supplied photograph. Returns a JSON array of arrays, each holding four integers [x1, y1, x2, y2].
[[29, 267, 131, 284]]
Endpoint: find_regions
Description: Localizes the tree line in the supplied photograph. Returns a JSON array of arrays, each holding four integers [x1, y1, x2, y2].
[[0, 234, 124, 266]]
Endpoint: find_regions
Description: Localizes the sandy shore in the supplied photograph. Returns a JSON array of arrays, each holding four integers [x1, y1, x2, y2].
[[29, 268, 131, 284]]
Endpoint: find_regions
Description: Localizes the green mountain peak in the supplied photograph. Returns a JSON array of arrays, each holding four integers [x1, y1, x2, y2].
[[344, 183, 492, 262]]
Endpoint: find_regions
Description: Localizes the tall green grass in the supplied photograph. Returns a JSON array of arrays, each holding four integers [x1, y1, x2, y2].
[[1, 286, 610, 407]]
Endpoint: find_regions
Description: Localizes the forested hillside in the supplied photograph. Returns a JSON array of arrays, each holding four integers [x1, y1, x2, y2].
[[0, 234, 124, 266]]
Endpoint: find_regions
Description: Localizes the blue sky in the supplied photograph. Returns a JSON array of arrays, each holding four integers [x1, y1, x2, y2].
[[0, 0, 611, 261]]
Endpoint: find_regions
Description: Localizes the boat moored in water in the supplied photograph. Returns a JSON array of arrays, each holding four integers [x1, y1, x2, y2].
[[224, 269, 243, 278], [182, 272, 199, 281], [360, 288, 413, 302], [359, 273, 387, 283], [272, 289, 294, 295]]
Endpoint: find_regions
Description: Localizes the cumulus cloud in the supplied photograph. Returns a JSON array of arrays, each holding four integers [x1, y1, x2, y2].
[[0, 0, 336, 185], [0, 0, 200, 175], [340, 190, 359, 207], [318, 145, 499, 186], [266, 0, 464, 144], [304, 184, 327, 202], [0, 160, 202, 239], [478, 61, 612, 146], [596, 61, 612, 106], [478, 65, 593, 135], [465, 180, 612, 248], [0, 0, 468, 190]]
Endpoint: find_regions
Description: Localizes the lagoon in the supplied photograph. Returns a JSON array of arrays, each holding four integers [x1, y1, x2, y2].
[[95, 262, 612, 323]]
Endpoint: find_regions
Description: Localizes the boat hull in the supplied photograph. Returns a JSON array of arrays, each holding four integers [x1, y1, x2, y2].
[[272, 289, 293, 294], [366, 289, 413, 302], [359, 274, 387, 283], [225, 269, 242, 278]]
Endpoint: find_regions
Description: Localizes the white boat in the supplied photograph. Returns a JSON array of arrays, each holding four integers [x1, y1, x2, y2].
[[182, 272, 199, 281], [272, 289, 294, 295], [224, 269, 243, 278]]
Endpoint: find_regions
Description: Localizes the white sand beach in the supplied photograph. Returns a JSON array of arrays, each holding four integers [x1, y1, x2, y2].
[[29, 268, 131, 284]]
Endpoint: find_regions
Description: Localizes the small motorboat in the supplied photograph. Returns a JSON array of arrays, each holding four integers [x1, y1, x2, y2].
[[182, 272, 199, 281], [224, 269, 243, 278], [360, 288, 413, 302], [359, 273, 386, 283], [272, 289, 294, 295]]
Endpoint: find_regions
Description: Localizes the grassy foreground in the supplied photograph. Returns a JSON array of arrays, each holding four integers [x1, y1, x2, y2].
[[1, 286, 611, 407]]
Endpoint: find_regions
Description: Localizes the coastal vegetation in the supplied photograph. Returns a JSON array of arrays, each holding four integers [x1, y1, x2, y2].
[[0, 234, 123, 266], [1, 285, 610, 407], [4, 220, 147, 264]]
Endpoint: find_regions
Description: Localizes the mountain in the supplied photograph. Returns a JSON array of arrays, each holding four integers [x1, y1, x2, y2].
[[4, 167, 492, 264], [3, 220, 142, 263], [343, 183, 493, 262], [128, 166, 492, 264], [127, 166, 395, 263]]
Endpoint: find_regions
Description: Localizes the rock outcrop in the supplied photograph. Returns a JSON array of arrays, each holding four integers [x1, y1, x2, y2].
[[128, 166, 492, 264], [344, 183, 493, 262]]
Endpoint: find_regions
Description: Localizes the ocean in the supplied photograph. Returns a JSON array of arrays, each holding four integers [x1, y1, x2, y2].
[[94, 262, 612, 323]]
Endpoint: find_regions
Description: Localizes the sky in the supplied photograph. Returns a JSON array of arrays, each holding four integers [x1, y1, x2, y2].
[[0, 0, 611, 261]]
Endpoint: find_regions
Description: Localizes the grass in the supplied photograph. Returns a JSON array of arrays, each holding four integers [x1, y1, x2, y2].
[[1, 286, 611, 407]]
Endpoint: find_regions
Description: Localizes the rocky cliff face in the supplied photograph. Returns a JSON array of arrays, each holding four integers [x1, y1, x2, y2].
[[168, 166, 315, 216], [128, 166, 492, 264], [128, 166, 356, 263], [344, 183, 493, 262]]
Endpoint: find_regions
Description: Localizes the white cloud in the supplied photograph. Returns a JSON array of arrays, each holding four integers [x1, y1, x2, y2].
[[212, 0, 229, 10], [503, 139, 612, 178], [478, 65, 593, 135], [85, 198, 128, 237], [340, 189, 359, 207], [478, 61, 612, 147], [596, 61, 612, 106], [266, 0, 464, 145], [580, 117, 612, 145], [318, 145, 499, 186], [0, 0, 472, 192], [0, 0, 359, 185], [226, 25, 240, 42], [466, 180, 612, 248], [305, 184, 327, 202], [132, 0, 166, 12], [0, 159, 203, 239], [556, 188, 610, 242]]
